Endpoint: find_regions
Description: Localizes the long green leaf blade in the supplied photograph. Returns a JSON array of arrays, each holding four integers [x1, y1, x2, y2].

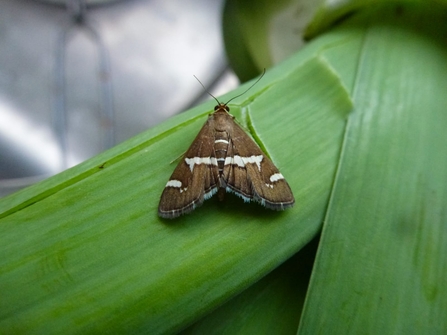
[[300, 5, 447, 334], [0, 56, 351, 334]]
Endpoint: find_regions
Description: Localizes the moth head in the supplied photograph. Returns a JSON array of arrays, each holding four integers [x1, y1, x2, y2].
[[214, 103, 230, 112]]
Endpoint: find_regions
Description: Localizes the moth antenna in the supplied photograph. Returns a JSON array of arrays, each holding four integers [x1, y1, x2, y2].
[[225, 68, 266, 105], [193, 75, 221, 105], [193, 68, 266, 106]]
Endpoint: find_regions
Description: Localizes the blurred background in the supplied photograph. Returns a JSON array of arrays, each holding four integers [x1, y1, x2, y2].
[[0, 0, 239, 197]]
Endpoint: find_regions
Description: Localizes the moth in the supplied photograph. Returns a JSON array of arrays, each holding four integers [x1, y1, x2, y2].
[[158, 73, 294, 218]]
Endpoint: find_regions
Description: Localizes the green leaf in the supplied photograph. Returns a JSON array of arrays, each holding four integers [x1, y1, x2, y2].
[[4, 3, 445, 334], [300, 5, 447, 334], [181, 238, 318, 335], [306, 0, 447, 39], [0, 54, 351, 333]]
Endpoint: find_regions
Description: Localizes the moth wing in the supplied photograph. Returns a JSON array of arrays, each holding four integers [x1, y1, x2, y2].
[[222, 139, 252, 201], [224, 122, 295, 210], [158, 119, 219, 218]]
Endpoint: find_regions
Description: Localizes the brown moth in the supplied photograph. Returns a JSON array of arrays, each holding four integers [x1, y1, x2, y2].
[[158, 72, 294, 218]]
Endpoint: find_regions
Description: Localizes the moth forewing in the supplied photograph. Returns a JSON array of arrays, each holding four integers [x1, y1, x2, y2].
[[223, 121, 294, 210], [158, 117, 218, 219]]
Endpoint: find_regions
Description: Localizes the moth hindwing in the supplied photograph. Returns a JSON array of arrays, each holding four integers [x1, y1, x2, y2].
[[158, 102, 295, 219]]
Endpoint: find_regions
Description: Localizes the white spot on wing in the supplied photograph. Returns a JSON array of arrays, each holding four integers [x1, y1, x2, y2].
[[243, 155, 263, 171], [224, 155, 263, 171], [166, 180, 182, 188], [185, 157, 217, 172], [233, 155, 244, 167], [269, 173, 284, 182], [166, 180, 188, 193]]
